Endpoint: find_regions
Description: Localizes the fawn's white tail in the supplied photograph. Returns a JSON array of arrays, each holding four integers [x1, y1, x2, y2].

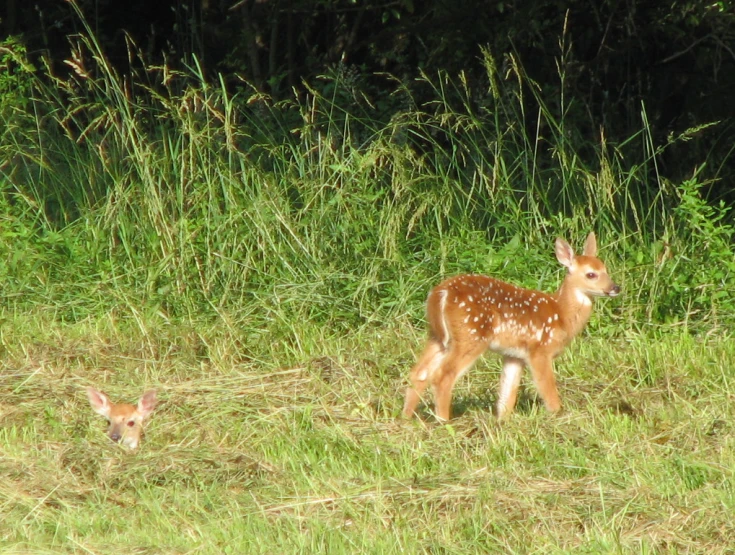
[[87, 387, 157, 449], [403, 232, 620, 421]]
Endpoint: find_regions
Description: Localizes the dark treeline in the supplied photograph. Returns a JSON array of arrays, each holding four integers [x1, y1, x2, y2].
[[4, 0, 735, 191]]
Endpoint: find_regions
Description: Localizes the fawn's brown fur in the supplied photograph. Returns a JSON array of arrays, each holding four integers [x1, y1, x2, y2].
[[403, 233, 620, 421]]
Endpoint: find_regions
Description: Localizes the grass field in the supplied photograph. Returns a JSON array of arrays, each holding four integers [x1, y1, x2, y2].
[[1, 310, 733, 553], [1, 26, 735, 553]]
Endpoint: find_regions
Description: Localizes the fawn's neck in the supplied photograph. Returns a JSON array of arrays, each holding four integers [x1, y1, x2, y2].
[[554, 278, 595, 341]]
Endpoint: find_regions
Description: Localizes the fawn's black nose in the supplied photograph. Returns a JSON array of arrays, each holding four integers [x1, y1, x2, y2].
[[608, 284, 621, 297]]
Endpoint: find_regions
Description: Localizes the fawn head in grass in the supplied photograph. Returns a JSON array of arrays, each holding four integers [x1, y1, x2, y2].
[[403, 232, 620, 422], [87, 387, 157, 449]]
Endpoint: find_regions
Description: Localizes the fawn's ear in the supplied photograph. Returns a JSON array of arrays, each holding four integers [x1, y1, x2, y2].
[[555, 238, 575, 268], [137, 390, 157, 420], [583, 232, 598, 257], [86, 387, 111, 417]]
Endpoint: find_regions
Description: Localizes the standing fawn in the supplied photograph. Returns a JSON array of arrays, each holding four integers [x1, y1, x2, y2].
[[403, 232, 620, 421], [86, 387, 157, 449]]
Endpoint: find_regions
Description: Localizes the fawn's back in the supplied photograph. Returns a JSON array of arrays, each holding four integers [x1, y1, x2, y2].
[[426, 275, 567, 363]]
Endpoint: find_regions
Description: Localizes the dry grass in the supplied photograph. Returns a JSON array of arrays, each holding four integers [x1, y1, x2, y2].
[[1, 313, 733, 553]]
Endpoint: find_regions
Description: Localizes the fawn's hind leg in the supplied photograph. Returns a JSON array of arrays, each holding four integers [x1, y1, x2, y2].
[[431, 341, 489, 421]]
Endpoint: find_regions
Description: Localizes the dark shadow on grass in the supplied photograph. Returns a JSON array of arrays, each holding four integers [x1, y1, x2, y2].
[[604, 398, 639, 417], [406, 388, 544, 421], [453, 388, 545, 418]]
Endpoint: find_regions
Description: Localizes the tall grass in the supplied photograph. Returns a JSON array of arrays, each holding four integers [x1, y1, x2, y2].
[[2, 24, 733, 341]]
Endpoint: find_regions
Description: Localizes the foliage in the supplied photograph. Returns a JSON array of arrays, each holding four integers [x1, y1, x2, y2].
[[0, 37, 35, 111], [9, 0, 735, 189], [657, 175, 735, 324]]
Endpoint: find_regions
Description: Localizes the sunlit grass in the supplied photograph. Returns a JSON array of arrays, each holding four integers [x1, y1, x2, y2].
[[0, 315, 733, 553]]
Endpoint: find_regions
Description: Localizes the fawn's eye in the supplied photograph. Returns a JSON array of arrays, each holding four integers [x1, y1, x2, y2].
[[127, 420, 136, 428], [586, 272, 598, 280]]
